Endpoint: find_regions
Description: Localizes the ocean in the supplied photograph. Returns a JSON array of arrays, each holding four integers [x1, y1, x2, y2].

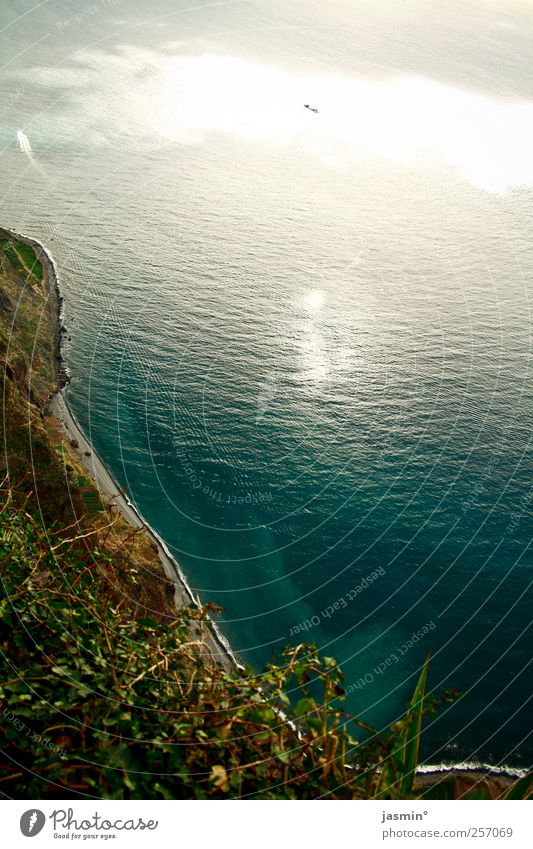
[[0, 0, 531, 770]]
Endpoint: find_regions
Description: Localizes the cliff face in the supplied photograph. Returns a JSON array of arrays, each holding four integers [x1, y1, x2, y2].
[[0, 230, 177, 609], [0, 228, 58, 390], [0, 229, 76, 524]]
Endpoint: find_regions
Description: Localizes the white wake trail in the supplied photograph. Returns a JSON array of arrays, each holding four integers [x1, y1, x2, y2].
[[17, 128, 32, 156], [16, 128, 44, 173]]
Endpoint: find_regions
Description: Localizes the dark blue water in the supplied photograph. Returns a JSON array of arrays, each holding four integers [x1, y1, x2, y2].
[[0, 0, 531, 769]]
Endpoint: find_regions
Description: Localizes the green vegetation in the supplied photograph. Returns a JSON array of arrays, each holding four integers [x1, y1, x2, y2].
[[0, 498, 444, 799], [1, 506, 530, 799], [1, 230, 531, 800], [0, 238, 43, 287]]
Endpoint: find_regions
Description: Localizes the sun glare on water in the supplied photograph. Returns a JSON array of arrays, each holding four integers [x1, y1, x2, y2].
[[46, 47, 533, 194], [304, 289, 325, 311]]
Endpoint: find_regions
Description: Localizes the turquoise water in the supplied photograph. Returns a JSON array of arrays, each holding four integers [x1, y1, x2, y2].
[[0, 0, 532, 769]]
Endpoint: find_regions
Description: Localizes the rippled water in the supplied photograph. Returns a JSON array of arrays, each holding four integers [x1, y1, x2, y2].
[[1, 0, 531, 768]]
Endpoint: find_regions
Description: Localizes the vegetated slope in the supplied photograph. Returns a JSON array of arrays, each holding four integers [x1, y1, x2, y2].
[[0, 231, 529, 800]]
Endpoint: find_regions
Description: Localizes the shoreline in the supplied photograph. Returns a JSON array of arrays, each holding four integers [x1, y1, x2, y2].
[[50, 391, 240, 673], [416, 763, 527, 784], [4, 227, 240, 675], [4, 228, 526, 784]]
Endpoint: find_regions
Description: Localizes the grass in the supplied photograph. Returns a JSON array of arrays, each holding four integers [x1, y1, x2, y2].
[[0, 238, 43, 286]]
